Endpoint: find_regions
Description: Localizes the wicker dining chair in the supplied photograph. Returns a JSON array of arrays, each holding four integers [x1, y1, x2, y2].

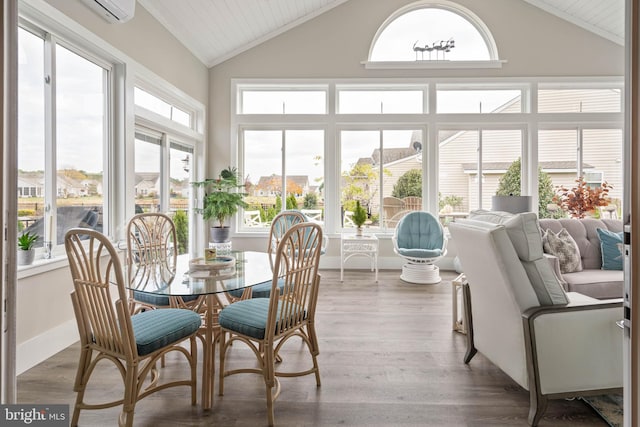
[[218, 222, 323, 426], [65, 228, 201, 427], [127, 212, 200, 312], [226, 210, 307, 302]]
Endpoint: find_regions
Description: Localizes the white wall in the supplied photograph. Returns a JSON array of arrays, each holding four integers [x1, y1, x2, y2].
[[44, 0, 208, 104], [208, 0, 624, 264]]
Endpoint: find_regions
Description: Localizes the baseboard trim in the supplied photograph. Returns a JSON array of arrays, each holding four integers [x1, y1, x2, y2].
[[17, 320, 78, 375]]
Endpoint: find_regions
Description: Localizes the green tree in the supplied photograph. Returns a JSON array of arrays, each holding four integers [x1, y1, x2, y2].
[[496, 157, 559, 218], [172, 210, 188, 254], [303, 193, 318, 209], [286, 194, 298, 209], [341, 163, 382, 207], [392, 169, 422, 198]]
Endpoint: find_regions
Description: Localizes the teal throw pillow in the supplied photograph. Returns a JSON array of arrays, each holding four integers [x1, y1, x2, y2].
[[597, 228, 623, 271]]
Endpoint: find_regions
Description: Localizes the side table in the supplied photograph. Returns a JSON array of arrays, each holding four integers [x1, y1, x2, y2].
[[452, 273, 467, 334], [340, 233, 379, 282]]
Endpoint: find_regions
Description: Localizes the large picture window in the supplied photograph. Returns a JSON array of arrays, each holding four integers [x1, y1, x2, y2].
[[233, 79, 623, 235], [241, 129, 325, 229], [18, 26, 110, 255], [340, 129, 423, 231]]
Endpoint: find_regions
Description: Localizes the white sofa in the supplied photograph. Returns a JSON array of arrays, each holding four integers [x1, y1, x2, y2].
[[449, 213, 622, 426], [538, 218, 623, 299]]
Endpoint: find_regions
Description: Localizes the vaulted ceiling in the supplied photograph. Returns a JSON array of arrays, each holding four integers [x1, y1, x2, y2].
[[137, 0, 624, 68]]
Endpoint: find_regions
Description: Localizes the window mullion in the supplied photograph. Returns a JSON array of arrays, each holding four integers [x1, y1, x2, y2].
[[44, 33, 56, 246], [160, 133, 170, 213], [281, 130, 286, 208]]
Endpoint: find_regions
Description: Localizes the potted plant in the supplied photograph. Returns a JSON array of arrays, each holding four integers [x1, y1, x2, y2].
[[352, 200, 368, 236], [193, 166, 248, 243], [553, 177, 611, 219], [17, 231, 39, 266]]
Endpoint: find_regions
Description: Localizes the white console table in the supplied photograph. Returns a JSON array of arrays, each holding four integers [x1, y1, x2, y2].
[[340, 233, 379, 283]]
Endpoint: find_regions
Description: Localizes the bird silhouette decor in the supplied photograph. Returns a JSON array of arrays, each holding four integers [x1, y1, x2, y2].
[[413, 38, 455, 61]]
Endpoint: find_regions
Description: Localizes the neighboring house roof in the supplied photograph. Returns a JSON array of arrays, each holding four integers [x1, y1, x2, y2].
[[371, 147, 416, 165], [135, 172, 160, 186], [255, 175, 310, 191], [17, 175, 42, 187]]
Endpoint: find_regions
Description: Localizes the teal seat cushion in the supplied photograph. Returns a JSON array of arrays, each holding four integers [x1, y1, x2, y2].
[[219, 299, 271, 339], [397, 248, 442, 258], [131, 308, 201, 356], [133, 291, 199, 307], [396, 212, 444, 252], [227, 277, 284, 299], [219, 299, 307, 340], [597, 228, 624, 270]]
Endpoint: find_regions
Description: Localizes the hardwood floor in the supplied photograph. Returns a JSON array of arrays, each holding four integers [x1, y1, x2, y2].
[[18, 269, 608, 426]]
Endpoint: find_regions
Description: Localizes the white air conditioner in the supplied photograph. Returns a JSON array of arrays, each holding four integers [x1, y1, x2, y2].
[[82, 0, 136, 24]]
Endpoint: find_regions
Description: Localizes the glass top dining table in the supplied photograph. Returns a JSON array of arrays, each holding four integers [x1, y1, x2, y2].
[[128, 250, 275, 298], [126, 250, 275, 411]]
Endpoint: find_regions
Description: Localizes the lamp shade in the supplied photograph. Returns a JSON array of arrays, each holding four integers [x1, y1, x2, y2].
[[491, 195, 532, 214]]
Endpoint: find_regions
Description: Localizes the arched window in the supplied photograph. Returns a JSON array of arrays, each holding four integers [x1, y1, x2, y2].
[[367, 0, 500, 67]]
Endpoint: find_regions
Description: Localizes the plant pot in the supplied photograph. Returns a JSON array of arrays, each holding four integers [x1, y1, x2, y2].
[[210, 226, 231, 243], [17, 249, 35, 266], [356, 226, 363, 236]]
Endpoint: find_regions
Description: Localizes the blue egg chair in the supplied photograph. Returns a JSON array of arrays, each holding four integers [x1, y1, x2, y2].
[[392, 211, 447, 284]]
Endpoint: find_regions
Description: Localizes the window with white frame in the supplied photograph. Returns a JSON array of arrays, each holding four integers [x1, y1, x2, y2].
[[135, 87, 192, 127], [133, 77, 203, 255], [438, 129, 522, 215], [337, 85, 425, 114], [340, 129, 423, 231], [368, 1, 499, 63], [238, 85, 328, 114], [240, 128, 325, 229], [233, 79, 623, 234], [538, 127, 623, 215], [18, 25, 111, 254]]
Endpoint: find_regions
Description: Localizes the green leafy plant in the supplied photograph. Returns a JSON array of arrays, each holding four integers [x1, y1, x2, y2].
[[172, 210, 188, 254], [392, 169, 422, 198], [553, 177, 611, 219], [193, 166, 248, 227], [496, 157, 560, 218], [352, 200, 368, 228], [18, 231, 38, 251]]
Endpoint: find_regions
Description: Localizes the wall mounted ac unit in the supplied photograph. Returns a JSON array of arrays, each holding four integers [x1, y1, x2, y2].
[[82, 0, 136, 24]]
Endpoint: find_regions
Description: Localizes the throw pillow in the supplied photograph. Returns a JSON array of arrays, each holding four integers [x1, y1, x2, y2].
[[542, 228, 583, 274], [597, 228, 624, 270]]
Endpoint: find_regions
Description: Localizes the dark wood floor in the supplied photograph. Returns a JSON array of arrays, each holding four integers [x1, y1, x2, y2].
[[18, 269, 608, 426]]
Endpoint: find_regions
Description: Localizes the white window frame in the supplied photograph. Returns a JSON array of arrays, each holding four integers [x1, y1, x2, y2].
[[17, 20, 115, 265], [232, 77, 623, 239], [364, 0, 504, 69]]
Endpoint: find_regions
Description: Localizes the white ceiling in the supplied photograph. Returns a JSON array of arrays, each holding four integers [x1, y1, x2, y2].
[[138, 0, 350, 67], [137, 0, 624, 69], [523, 0, 624, 45]]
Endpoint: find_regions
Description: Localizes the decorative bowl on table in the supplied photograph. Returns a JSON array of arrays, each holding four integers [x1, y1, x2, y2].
[[189, 255, 236, 271]]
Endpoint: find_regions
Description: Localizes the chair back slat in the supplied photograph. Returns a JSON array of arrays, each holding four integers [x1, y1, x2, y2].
[[127, 213, 177, 291], [268, 210, 307, 254], [268, 222, 322, 338], [65, 228, 135, 359]]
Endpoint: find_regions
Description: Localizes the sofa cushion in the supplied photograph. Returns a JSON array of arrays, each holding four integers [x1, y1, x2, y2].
[[539, 218, 622, 270], [469, 210, 543, 261], [562, 270, 623, 299], [597, 228, 624, 271], [542, 228, 582, 273], [467, 211, 568, 306]]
